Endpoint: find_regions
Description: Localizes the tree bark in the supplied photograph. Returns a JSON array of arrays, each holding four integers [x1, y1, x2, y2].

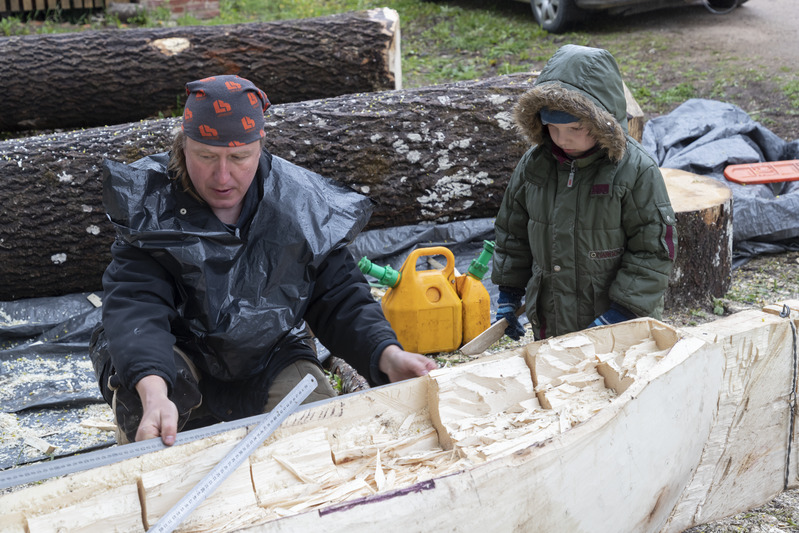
[[661, 168, 734, 310], [0, 120, 178, 301], [324, 356, 371, 394], [0, 73, 644, 300], [0, 8, 400, 132]]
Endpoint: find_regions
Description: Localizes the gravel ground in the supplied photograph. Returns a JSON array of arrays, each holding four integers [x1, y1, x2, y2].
[[663, 251, 799, 329], [687, 489, 799, 533]]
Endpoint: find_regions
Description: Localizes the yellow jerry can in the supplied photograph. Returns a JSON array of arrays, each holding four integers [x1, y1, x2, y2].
[[379, 246, 463, 354]]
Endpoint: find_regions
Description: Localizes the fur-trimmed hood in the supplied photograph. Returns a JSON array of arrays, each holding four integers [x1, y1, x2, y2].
[[514, 45, 629, 162]]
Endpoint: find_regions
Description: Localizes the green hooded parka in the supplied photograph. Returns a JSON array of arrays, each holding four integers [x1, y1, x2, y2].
[[491, 45, 677, 338]]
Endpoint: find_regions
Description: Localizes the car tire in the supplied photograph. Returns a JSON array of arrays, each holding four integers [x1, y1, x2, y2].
[[530, 0, 577, 33]]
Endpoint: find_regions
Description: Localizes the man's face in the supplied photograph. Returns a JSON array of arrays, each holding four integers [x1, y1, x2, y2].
[[184, 137, 262, 224], [546, 122, 597, 157]]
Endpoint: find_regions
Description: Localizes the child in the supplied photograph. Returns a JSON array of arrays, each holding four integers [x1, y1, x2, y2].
[[492, 45, 677, 340]]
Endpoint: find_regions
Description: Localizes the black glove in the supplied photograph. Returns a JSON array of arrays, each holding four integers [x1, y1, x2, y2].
[[589, 303, 637, 328], [496, 288, 526, 341]]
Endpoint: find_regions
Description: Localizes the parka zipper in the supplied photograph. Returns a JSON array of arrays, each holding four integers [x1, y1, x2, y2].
[[572, 159, 580, 334], [567, 160, 577, 188]]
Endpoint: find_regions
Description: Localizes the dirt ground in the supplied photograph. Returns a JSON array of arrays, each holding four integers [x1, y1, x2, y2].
[[583, 0, 799, 142], [615, 0, 799, 71]]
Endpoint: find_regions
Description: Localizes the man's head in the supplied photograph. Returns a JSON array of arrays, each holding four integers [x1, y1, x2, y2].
[[170, 75, 270, 224]]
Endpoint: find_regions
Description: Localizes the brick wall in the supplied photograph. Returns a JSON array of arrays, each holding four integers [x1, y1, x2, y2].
[[139, 0, 219, 19]]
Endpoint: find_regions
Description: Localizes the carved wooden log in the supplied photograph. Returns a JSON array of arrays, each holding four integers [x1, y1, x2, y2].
[[2, 298, 798, 532], [664, 302, 799, 531], [0, 8, 400, 132], [662, 168, 734, 310], [0, 73, 644, 300], [10, 313, 798, 532]]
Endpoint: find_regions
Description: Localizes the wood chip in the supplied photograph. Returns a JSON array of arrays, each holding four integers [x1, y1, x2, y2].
[[23, 435, 56, 455], [80, 418, 117, 432]]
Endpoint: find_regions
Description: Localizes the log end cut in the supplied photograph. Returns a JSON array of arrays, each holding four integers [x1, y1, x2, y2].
[[662, 168, 734, 310]]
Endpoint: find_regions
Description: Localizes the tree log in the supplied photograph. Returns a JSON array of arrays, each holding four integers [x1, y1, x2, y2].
[[0, 8, 400, 132], [324, 356, 371, 394], [0, 73, 644, 300], [1, 318, 753, 533], [662, 168, 733, 310], [623, 82, 644, 143]]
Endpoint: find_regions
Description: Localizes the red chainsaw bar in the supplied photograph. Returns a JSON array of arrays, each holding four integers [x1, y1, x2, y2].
[[724, 160, 799, 185]]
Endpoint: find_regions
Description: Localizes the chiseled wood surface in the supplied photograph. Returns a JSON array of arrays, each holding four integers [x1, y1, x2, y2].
[[662, 300, 799, 532], [1, 305, 797, 532]]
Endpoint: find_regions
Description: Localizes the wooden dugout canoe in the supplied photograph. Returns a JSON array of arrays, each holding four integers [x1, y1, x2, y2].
[[1, 302, 798, 532]]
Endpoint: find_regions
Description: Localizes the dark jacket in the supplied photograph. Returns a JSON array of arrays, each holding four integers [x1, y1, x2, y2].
[[97, 150, 398, 419], [491, 45, 677, 337]]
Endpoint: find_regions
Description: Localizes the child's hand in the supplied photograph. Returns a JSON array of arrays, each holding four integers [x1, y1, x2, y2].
[[589, 303, 636, 328], [496, 288, 526, 340]]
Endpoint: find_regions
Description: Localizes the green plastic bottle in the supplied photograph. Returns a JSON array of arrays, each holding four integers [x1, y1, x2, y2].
[[357, 257, 401, 288], [454, 240, 494, 344]]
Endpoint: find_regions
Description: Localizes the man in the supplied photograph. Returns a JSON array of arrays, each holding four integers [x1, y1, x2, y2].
[[90, 75, 436, 445]]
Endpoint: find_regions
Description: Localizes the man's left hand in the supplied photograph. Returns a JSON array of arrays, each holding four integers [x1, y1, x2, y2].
[[378, 344, 438, 382]]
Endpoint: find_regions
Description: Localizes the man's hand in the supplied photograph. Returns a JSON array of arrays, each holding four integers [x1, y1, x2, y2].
[[135, 375, 178, 445], [378, 344, 437, 382]]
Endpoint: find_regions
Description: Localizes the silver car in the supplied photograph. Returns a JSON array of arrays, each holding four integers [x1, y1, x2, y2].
[[530, 0, 745, 33]]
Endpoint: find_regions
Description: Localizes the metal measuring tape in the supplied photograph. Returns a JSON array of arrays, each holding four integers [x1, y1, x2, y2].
[[148, 373, 317, 532], [0, 373, 317, 528]]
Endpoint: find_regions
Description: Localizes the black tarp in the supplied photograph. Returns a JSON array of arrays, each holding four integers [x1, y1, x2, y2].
[[2, 98, 798, 471], [0, 294, 113, 469]]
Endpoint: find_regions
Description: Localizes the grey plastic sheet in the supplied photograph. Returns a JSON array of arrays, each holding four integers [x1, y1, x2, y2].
[[643, 98, 799, 262]]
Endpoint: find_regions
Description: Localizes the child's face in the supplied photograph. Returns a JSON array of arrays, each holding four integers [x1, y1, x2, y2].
[[546, 122, 597, 157]]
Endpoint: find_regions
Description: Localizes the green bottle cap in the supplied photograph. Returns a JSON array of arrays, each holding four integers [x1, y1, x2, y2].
[[466, 240, 495, 280], [358, 257, 401, 287]]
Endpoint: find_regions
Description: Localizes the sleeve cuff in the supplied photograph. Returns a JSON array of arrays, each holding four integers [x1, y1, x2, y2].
[[498, 285, 525, 298], [369, 339, 402, 386], [610, 302, 637, 320]]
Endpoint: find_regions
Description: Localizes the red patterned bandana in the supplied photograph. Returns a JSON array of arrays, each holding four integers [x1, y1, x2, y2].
[[182, 75, 270, 147]]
